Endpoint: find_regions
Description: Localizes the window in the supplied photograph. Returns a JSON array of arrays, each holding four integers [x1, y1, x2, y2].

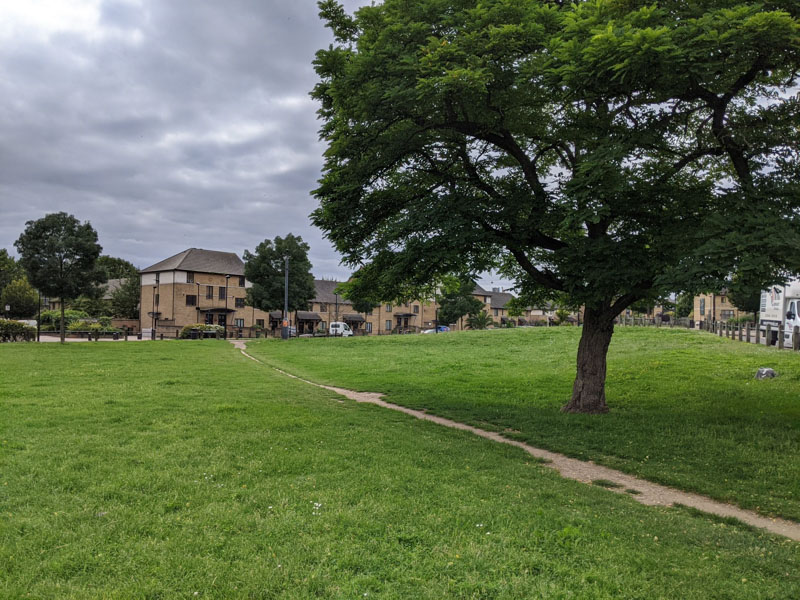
[[219, 287, 226, 300], [385, 320, 392, 330], [187, 272, 194, 283], [721, 310, 735, 320], [206, 285, 213, 299], [721, 297, 727, 304], [234, 318, 244, 328], [365, 322, 372, 333], [320, 321, 327, 330], [256, 319, 264, 328], [239, 276, 245, 287], [205, 313, 214, 325], [413, 305, 419, 314], [235, 297, 245, 308], [493, 308, 499, 316], [319, 303, 328, 312], [186, 295, 197, 307], [699, 298, 705, 316], [386, 304, 392, 312]]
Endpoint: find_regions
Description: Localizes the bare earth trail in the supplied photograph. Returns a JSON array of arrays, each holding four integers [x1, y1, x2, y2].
[[230, 339, 800, 542]]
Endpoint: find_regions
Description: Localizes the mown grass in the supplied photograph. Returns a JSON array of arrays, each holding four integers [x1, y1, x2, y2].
[[247, 327, 800, 521], [1, 340, 798, 597]]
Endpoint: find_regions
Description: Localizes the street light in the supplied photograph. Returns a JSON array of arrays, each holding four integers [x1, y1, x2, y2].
[[282, 255, 289, 340], [224, 274, 231, 339], [152, 285, 158, 340]]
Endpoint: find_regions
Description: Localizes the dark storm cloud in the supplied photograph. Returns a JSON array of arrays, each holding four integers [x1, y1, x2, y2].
[[0, 0, 365, 279]]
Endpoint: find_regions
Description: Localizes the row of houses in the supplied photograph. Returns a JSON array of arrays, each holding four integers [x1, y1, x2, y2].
[[137, 248, 561, 337]]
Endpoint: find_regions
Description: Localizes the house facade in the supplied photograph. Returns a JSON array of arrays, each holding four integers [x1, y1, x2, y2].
[[139, 248, 275, 337], [693, 291, 742, 322]]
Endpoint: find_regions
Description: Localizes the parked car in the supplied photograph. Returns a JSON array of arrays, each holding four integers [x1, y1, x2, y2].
[[421, 326, 450, 334]]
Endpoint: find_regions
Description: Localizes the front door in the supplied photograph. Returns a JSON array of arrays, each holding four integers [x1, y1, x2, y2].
[[218, 314, 226, 328], [205, 313, 214, 325]]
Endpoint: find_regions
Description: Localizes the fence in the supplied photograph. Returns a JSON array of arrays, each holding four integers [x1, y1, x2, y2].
[[617, 316, 800, 351]]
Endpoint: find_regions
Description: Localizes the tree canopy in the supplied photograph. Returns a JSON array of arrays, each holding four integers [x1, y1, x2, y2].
[[312, 0, 800, 412], [14, 213, 104, 342], [97, 256, 138, 280], [1, 277, 38, 319], [0, 249, 23, 296], [437, 277, 485, 326], [244, 234, 316, 315]]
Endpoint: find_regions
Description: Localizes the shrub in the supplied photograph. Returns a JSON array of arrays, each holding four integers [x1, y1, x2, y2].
[[0, 319, 36, 342], [39, 309, 90, 331], [179, 323, 224, 339]]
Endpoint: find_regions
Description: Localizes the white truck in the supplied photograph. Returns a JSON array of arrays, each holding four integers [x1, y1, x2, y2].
[[759, 279, 800, 345]]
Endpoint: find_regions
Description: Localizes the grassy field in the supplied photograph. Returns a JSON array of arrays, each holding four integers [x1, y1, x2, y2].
[[1, 340, 798, 597], [246, 327, 800, 522]]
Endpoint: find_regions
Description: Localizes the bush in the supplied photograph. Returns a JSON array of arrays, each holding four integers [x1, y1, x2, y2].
[[0, 319, 36, 342], [730, 315, 756, 324], [179, 323, 224, 339], [39, 309, 90, 331], [66, 320, 121, 334]]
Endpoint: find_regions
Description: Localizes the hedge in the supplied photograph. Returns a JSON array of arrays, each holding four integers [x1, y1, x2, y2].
[[0, 319, 36, 343], [179, 324, 224, 339]]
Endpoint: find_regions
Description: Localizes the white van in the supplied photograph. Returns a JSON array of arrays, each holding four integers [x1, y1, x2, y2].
[[328, 321, 354, 337]]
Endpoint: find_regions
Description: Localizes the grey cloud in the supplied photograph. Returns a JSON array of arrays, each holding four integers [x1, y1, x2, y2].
[[1, 0, 362, 277]]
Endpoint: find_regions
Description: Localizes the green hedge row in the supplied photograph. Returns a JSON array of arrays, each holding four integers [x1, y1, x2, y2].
[[0, 319, 36, 343]]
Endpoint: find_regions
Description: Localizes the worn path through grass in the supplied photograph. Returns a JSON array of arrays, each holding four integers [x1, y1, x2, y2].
[[2, 340, 798, 597], [246, 327, 800, 522]]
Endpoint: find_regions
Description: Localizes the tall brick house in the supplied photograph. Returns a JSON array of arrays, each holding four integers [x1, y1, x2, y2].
[[139, 248, 274, 337]]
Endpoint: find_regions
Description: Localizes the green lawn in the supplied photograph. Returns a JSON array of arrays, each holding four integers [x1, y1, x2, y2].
[[0, 340, 798, 597], [246, 327, 800, 522]]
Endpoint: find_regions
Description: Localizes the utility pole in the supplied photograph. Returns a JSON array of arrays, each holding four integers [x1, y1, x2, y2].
[[282, 255, 290, 340]]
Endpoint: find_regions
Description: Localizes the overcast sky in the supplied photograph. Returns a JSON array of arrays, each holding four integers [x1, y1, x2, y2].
[[0, 0, 509, 289]]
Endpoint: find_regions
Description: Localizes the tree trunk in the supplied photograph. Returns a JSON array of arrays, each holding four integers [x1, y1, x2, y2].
[[60, 302, 66, 344], [562, 306, 615, 414]]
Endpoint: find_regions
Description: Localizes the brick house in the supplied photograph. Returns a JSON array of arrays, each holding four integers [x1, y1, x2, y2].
[[693, 290, 742, 322], [139, 248, 274, 337]]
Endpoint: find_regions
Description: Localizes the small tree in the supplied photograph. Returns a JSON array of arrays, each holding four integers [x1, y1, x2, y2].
[[466, 311, 493, 330], [14, 213, 104, 342], [0, 249, 23, 297], [244, 234, 316, 319], [675, 294, 694, 319], [0, 277, 38, 318], [110, 276, 141, 319], [437, 277, 484, 327]]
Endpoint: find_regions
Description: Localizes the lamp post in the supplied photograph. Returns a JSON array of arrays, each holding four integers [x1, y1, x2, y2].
[[37, 291, 41, 342], [152, 285, 157, 340], [282, 255, 289, 340], [224, 274, 231, 339]]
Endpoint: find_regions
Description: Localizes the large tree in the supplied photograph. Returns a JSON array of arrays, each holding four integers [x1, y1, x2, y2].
[[243, 234, 316, 317], [15, 213, 105, 343], [312, 0, 800, 413]]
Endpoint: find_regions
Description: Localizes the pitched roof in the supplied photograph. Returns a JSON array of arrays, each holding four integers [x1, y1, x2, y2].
[[101, 278, 126, 300], [141, 248, 245, 276], [490, 291, 515, 309], [313, 279, 352, 305]]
